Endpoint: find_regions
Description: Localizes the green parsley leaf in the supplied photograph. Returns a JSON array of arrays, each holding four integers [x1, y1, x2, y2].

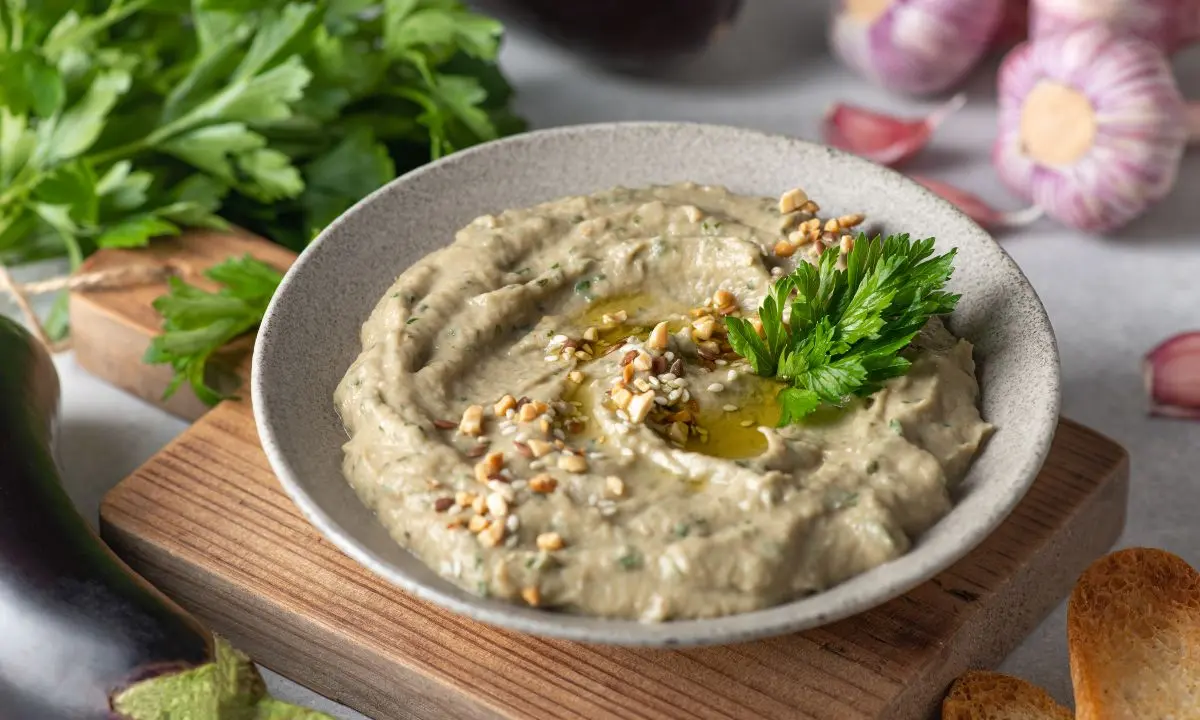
[[144, 255, 283, 406], [727, 233, 960, 425]]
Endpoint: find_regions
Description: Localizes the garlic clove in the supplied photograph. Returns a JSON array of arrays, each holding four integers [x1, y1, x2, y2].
[[1144, 332, 1200, 419], [910, 175, 1042, 231], [993, 27, 1188, 233], [822, 94, 965, 168]]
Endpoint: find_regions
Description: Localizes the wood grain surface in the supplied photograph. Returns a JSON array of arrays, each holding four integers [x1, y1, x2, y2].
[[69, 230, 295, 421], [99, 396, 1128, 720]]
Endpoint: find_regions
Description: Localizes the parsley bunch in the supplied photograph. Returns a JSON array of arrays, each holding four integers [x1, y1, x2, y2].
[[0, 0, 522, 400], [726, 234, 960, 425]]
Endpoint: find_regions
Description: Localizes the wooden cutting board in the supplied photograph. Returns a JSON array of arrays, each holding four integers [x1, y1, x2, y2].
[[81, 235, 1130, 720]]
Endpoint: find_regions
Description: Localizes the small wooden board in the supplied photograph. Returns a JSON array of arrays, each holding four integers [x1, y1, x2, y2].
[[99, 398, 1128, 720], [69, 230, 294, 421]]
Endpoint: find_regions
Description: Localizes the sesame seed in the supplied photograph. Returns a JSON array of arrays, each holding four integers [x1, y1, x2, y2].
[[681, 390, 690, 402], [647, 376, 661, 388], [505, 515, 520, 532], [726, 369, 739, 382], [512, 479, 528, 490], [544, 356, 558, 362], [723, 404, 739, 412], [715, 358, 728, 366], [665, 351, 675, 360], [668, 389, 681, 402], [660, 373, 677, 382], [707, 383, 725, 392], [740, 420, 755, 427], [515, 432, 528, 443], [653, 396, 669, 405]]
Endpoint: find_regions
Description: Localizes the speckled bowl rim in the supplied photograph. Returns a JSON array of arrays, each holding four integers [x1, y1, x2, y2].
[[252, 121, 1061, 648]]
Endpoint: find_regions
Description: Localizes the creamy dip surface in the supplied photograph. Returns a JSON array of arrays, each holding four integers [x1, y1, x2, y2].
[[334, 183, 993, 622]]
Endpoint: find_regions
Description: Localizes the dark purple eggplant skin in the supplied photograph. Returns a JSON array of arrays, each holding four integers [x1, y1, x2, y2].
[[472, 0, 744, 70], [0, 316, 212, 719]]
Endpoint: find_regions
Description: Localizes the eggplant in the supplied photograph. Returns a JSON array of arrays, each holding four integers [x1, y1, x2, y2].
[[472, 0, 744, 71], [0, 315, 325, 719]]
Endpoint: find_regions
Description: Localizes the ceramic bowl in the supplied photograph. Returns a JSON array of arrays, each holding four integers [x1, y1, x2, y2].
[[251, 122, 1060, 647]]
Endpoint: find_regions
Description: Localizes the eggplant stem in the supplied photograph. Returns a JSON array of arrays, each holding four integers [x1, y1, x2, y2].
[[112, 636, 333, 719]]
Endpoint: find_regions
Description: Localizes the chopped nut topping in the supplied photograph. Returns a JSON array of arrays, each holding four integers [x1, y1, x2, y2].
[[538, 417, 552, 435], [472, 495, 487, 515], [647, 321, 670, 352], [478, 522, 505, 547], [567, 370, 585, 384], [682, 205, 703, 223], [611, 386, 634, 409], [527, 439, 554, 457], [605, 476, 626, 497], [486, 492, 510, 517], [627, 391, 655, 423], [513, 441, 533, 458], [778, 188, 809, 214], [433, 419, 458, 430], [691, 316, 716, 341], [529, 473, 558, 493], [774, 239, 797, 257], [493, 395, 517, 417], [824, 218, 841, 233], [459, 405, 484, 436], [840, 235, 855, 253], [749, 317, 765, 338], [558, 454, 588, 473], [446, 517, 466, 530], [622, 363, 636, 383], [468, 515, 491, 533], [521, 586, 541, 607], [713, 289, 735, 309], [620, 350, 638, 367], [517, 403, 540, 423], [838, 213, 865, 228], [466, 443, 489, 459], [583, 327, 599, 342], [800, 200, 820, 214], [455, 491, 477, 507], [433, 497, 454, 512], [537, 532, 565, 551], [601, 310, 628, 326]]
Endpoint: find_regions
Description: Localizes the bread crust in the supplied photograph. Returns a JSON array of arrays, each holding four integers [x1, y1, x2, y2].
[[942, 670, 1073, 719], [1068, 547, 1200, 720]]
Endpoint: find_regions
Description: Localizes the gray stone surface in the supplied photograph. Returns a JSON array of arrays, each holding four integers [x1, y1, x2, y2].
[[5, 1, 1199, 715]]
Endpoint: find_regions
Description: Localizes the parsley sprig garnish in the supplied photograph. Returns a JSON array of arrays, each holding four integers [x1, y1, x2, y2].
[[725, 233, 960, 425]]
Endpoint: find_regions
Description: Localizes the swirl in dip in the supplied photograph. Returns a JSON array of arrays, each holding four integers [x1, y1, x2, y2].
[[334, 183, 992, 621]]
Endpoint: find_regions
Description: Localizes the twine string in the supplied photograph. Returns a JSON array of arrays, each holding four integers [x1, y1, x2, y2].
[[0, 263, 178, 353]]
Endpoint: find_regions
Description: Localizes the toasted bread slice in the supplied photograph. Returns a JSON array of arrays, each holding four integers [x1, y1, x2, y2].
[[1068, 547, 1200, 720], [942, 670, 1073, 719]]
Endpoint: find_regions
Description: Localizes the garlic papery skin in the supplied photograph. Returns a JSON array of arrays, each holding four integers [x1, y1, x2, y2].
[[993, 27, 1188, 233], [830, 0, 1005, 96], [1030, 0, 1200, 54]]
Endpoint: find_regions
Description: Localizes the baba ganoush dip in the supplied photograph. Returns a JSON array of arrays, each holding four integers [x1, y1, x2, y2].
[[334, 183, 992, 621]]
